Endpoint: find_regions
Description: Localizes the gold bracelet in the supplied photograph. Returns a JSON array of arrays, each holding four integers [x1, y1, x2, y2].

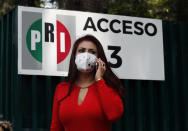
[[96, 77, 102, 81]]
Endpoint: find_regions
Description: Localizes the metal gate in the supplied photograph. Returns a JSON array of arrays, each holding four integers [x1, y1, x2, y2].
[[0, 7, 188, 131]]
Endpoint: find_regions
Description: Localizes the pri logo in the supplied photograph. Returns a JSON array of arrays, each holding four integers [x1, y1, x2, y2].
[[26, 18, 71, 64]]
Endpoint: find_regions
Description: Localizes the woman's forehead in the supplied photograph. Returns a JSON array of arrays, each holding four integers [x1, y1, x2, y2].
[[77, 41, 97, 49]]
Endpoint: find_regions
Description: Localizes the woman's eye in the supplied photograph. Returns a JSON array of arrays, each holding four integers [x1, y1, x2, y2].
[[78, 49, 85, 53], [90, 51, 96, 54]]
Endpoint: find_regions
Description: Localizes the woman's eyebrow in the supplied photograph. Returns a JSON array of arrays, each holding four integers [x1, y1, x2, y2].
[[88, 49, 96, 51], [78, 47, 86, 49], [78, 47, 96, 51]]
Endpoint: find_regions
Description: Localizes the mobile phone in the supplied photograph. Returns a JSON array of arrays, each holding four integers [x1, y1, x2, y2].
[[95, 62, 98, 70]]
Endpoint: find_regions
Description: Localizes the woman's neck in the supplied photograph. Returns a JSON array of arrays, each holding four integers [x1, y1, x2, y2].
[[77, 72, 95, 83]]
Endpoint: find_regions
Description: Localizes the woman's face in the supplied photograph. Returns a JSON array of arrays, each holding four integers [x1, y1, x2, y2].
[[76, 40, 98, 57], [75, 40, 98, 73]]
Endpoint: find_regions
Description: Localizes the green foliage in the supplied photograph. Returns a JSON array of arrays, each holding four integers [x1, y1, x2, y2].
[[108, 0, 177, 21], [0, 2, 14, 18], [0, 0, 178, 22], [34, 0, 43, 7], [0, 0, 43, 18], [108, 0, 149, 17]]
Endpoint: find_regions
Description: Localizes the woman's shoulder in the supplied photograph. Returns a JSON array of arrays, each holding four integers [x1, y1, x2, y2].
[[55, 81, 70, 100], [56, 81, 71, 92], [57, 81, 70, 88]]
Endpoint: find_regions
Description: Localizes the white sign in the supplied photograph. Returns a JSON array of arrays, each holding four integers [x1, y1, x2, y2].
[[18, 6, 165, 80]]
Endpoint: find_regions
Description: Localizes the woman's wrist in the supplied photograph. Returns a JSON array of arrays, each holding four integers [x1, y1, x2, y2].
[[95, 77, 103, 82]]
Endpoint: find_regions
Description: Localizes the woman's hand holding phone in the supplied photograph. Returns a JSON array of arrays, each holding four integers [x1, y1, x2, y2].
[[95, 58, 106, 81]]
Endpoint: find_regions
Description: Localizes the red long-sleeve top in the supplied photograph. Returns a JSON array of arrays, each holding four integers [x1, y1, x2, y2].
[[50, 78, 124, 131]]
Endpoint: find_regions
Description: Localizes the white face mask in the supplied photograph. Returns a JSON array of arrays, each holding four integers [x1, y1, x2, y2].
[[75, 52, 97, 71]]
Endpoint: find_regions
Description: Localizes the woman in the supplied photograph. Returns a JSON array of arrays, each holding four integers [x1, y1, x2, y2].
[[51, 34, 126, 131]]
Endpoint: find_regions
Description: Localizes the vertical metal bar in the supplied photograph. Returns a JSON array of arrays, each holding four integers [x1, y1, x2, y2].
[[159, 81, 170, 131], [147, 81, 155, 131], [5, 13, 10, 120], [112, 82, 124, 131], [179, 23, 188, 131], [113, 117, 122, 131], [46, 76, 52, 130], [0, 20, 0, 117], [0, 16, 4, 119], [129, 80, 135, 131], [14, 7, 22, 131], [10, 10, 15, 123], [111, 121, 116, 131], [10, 8, 15, 127], [160, 21, 170, 131], [32, 75, 38, 131], [123, 80, 131, 131], [14, 75, 22, 131], [2, 15, 6, 120], [135, 81, 143, 131], [168, 23, 180, 131]]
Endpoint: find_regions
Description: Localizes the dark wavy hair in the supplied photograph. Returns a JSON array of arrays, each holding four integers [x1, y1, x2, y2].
[[61, 34, 126, 102]]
